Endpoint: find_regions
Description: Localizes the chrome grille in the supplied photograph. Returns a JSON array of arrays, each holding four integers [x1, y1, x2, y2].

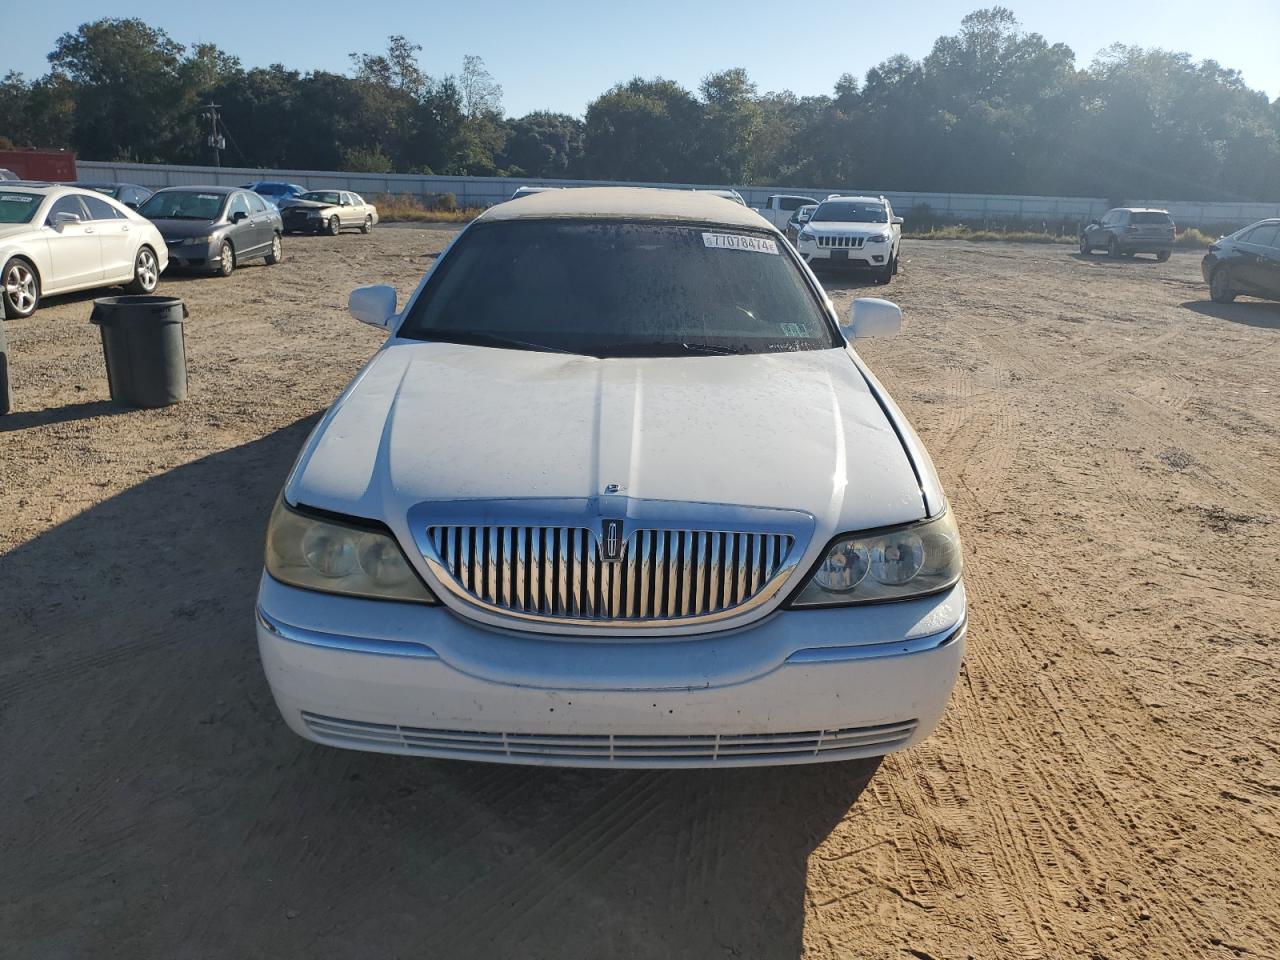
[[425, 526, 794, 624], [816, 235, 864, 248], [303, 712, 918, 766]]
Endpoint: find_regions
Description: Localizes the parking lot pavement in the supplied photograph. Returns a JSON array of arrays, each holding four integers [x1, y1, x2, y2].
[[2, 231, 1278, 959]]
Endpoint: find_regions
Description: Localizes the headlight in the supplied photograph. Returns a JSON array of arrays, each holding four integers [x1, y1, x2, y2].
[[182, 235, 214, 245], [866, 233, 888, 243], [798, 228, 814, 241], [265, 497, 438, 604], [789, 510, 961, 607]]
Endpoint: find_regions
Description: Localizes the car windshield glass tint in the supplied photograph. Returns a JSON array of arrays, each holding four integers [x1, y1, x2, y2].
[[812, 202, 887, 223], [0, 192, 41, 224], [398, 220, 838, 358], [302, 192, 341, 204], [1131, 212, 1171, 224], [139, 191, 224, 220]]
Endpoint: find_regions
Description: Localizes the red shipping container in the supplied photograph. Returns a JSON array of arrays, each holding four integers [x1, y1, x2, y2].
[[0, 148, 78, 182]]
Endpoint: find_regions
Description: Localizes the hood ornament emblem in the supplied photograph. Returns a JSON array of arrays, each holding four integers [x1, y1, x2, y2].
[[601, 519, 624, 562]]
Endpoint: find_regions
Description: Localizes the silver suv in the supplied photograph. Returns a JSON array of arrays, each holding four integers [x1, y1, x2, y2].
[[1080, 207, 1175, 261]]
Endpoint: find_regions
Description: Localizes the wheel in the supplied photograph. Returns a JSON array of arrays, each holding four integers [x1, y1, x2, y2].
[[327, 215, 340, 236], [1107, 237, 1121, 258], [361, 215, 373, 234], [217, 241, 235, 277], [265, 233, 282, 265], [125, 246, 159, 294], [875, 262, 893, 284], [2, 257, 40, 318], [1079, 235, 1091, 255], [1157, 250, 1171, 263], [1209, 267, 1236, 303], [891, 252, 900, 275]]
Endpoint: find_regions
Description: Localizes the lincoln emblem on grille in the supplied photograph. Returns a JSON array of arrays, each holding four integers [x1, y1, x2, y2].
[[601, 519, 624, 562]]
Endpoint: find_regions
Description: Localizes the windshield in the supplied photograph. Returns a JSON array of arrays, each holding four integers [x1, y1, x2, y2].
[[301, 191, 341, 204], [812, 201, 888, 223], [1131, 211, 1171, 224], [398, 220, 838, 358], [0, 191, 42, 224], [139, 191, 225, 221]]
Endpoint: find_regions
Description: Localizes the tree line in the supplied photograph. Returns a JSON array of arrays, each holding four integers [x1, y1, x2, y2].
[[2, 8, 1279, 201]]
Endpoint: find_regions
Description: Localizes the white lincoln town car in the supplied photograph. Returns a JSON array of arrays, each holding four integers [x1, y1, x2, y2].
[[256, 188, 965, 768]]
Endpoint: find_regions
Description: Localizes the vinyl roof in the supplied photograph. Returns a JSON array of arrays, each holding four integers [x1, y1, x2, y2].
[[478, 186, 773, 229]]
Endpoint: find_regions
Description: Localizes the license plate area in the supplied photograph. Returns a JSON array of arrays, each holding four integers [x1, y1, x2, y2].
[[830, 249, 848, 260]]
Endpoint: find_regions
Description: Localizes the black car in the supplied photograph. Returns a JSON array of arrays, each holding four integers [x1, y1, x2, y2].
[[1080, 207, 1175, 260], [138, 186, 283, 276], [1201, 219, 1280, 304], [73, 182, 153, 210]]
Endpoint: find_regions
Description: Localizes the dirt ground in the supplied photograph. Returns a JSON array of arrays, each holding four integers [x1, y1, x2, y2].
[[1, 227, 1277, 960]]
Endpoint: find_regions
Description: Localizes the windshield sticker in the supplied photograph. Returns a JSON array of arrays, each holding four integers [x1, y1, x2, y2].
[[0, 195, 33, 203], [197, 193, 220, 200], [702, 232, 778, 255], [779, 323, 806, 337]]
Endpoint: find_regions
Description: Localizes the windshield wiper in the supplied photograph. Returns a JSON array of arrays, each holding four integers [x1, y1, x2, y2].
[[616, 341, 747, 357], [425, 331, 580, 356]]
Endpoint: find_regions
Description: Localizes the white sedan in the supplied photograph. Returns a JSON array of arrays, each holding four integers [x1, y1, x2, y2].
[[256, 188, 964, 769], [1, 183, 168, 319]]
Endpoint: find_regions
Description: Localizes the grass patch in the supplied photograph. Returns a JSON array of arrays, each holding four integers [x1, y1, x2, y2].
[[905, 224, 1218, 248], [372, 193, 483, 223], [904, 226, 1074, 244]]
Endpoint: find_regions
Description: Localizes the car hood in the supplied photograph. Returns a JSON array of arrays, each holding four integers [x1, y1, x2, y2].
[[147, 218, 223, 239], [0, 223, 37, 243], [287, 342, 927, 536], [805, 222, 892, 238], [283, 200, 336, 212]]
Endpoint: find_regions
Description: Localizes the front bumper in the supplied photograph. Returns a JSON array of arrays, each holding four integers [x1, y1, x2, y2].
[[165, 241, 221, 271], [797, 239, 890, 268], [255, 574, 966, 768]]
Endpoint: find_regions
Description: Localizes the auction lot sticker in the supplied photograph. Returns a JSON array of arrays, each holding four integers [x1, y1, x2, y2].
[[702, 232, 779, 255]]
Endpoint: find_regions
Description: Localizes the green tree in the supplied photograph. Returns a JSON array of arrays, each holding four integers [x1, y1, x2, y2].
[[47, 18, 187, 161], [582, 78, 703, 181]]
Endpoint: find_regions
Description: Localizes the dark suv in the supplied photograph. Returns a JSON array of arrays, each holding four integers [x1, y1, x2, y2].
[[1080, 208, 1175, 261], [1201, 219, 1280, 303]]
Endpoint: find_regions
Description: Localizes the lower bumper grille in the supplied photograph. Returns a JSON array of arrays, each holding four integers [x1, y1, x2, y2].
[[302, 712, 918, 765]]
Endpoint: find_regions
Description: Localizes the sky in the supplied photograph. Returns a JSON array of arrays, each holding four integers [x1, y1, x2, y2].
[[4, 0, 1279, 116]]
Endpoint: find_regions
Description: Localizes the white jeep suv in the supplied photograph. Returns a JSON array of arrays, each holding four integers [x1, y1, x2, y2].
[[795, 195, 902, 283], [256, 188, 964, 769]]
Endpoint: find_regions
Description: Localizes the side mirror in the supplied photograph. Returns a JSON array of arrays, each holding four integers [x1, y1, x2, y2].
[[844, 297, 902, 339], [348, 284, 398, 330], [51, 211, 82, 229], [1088, 219, 1100, 227], [891, 215, 904, 225], [231, 211, 247, 223], [124, 201, 138, 210]]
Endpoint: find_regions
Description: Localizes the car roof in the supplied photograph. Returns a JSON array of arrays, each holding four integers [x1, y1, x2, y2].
[[73, 181, 146, 189], [1115, 207, 1170, 214], [155, 185, 235, 194], [821, 195, 885, 204], [480, 187, 771, 228]]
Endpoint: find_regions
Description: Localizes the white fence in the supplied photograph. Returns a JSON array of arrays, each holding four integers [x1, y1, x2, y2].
[[78, 160, 1280, 227]]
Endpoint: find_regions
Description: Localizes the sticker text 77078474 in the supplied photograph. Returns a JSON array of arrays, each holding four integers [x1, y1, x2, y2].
[[701, 232, 779, 255]]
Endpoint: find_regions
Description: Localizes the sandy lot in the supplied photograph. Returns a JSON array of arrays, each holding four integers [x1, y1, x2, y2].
[[1, 227, 1277, 960]]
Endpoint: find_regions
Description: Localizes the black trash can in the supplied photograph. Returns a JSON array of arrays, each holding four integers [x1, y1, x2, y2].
[[0, 317, 11, 416], [90, 296, 189, 408]]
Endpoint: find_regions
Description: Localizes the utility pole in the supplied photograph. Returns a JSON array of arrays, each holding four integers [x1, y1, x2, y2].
[[200, 103, 225, 168]]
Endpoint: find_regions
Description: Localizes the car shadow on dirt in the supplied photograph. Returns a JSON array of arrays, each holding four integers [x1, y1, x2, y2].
[[1070, 253, 1165, 265], [1181, 299, 1280, 330], [0, 416, 880, 960]]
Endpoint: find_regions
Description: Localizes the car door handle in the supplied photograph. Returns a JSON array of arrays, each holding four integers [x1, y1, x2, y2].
[[122, 224, 130, 232], [84, 226, 95, 234]]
